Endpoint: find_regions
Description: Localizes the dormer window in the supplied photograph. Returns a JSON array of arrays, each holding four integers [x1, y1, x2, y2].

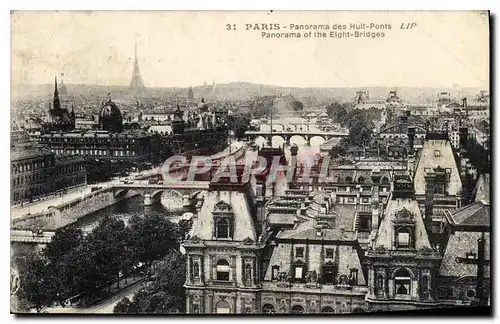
[[212, 201, 234, 240], [397, 230, 410, 248], [214, 218, 231, 238], [434, 150, 441, 157]]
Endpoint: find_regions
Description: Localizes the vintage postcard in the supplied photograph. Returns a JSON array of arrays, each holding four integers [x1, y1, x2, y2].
[[10, 11, 490, 315]]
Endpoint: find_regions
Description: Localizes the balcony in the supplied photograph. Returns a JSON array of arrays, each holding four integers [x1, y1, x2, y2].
[[262, 281, 368, 296], [209, 280, 237, 288]]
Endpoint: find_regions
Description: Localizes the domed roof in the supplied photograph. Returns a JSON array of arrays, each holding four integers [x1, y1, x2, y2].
[[99, 98, 123, 133], [100, 99, 121, 117]]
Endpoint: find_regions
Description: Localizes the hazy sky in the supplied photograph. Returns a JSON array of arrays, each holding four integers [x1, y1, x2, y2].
[[11, 11, 489, 88]]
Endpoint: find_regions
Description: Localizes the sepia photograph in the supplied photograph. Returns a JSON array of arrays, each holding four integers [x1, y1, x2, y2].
[[9, 10, 491, 315]]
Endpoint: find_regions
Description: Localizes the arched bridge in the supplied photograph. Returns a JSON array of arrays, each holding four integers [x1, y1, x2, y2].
[[112, 181, 210, 207], [245, 130, 348, 146]]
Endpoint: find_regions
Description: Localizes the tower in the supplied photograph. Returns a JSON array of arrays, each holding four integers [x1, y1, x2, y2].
[[129, 41, 145, 91], [188, 86, 194, 100], [53, 76, 61, 112]]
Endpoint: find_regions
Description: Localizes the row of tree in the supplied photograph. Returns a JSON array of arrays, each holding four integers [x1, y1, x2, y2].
[[13, 213, 187, 312], [113, 251, 186, 314], [326, 101, 376, 153]]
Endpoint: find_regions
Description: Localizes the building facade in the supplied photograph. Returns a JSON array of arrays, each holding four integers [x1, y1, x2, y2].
[[11, 129, 86, 205]]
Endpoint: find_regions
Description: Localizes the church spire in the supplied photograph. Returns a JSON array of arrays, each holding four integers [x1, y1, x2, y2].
[[53, 76, 61, 111]]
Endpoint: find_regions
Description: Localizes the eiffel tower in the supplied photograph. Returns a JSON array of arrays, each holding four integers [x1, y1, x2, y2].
[[129, 42, 145, 92]]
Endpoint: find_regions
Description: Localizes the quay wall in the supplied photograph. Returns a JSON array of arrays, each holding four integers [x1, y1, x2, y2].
[[11, 187, 139, 231]]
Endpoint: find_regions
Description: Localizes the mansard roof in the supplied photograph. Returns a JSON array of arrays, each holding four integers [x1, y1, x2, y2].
[[413, 138, 462, 196], [190, 188, 257, 242], [373, 194, 431, 251], [439, 231, 490, 278]]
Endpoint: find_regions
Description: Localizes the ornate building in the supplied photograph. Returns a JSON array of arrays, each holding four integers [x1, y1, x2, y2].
[[11, 129, 86, 205], [182, 141, 490, 313], [41, 77, 75, 133], [365, 175, 442, 311]]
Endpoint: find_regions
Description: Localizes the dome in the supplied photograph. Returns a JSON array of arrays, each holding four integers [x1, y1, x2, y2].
[[99, 99, 123, 133]]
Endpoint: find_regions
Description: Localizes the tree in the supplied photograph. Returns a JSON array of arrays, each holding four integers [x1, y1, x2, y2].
[[291, 100, 304, 112], [88, 216, 130, 290], [113, 251, 186, 314], [43, 226, 83, 263], [128, 214, 181, 275], [326, 101, 348, 122], [13, 250, 53, 312]]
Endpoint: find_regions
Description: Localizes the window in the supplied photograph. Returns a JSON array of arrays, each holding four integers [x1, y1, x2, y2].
[[325, 248, 334, 259], [214, 217, 231, 239], [291, 305, 305, 314], [215, 300, 231, 314], [396, 230, 410, 248], [434, 150, 441, 157], [321, 307, 335, 313], [394, 268, 412, 296], [216, 259, 230, 281], [271, 266, 280, 281], [362, 197, 370, 204], [322, 262, 337, 284], [294, 266, 304, 279], [295, 247, 304, 258], [357, 176, 365, 184], [347, 197, 355, 204], [192, 304, 200, 314], [349, 269, 358, 285], [262, 304, 276, 314], [359, 216, 371, 231]]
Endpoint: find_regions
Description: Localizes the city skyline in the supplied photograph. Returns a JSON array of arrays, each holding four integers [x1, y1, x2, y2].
[[11, 11, 489, 89]]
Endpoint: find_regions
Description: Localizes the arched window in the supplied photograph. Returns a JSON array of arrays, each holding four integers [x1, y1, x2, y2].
[[291, 305, 305, 314], [381, 176, 389, 184], [262, 304, 276, 314], [216, 259, 230, 281], [321, 306, 335, 313], [352, 308, 366, 313], [357, 176, 365, 184], [215, 300, 231, 314], [394, 268, 412, 296], [345, 176, 353, 183]]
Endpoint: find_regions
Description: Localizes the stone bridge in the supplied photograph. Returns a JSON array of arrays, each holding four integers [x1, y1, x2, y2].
[[245, 130, 348, 146], [112, 181, 210, 206]]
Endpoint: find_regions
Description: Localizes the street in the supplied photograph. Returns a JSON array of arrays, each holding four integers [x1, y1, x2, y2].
[[44, 280, 145, 314]]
